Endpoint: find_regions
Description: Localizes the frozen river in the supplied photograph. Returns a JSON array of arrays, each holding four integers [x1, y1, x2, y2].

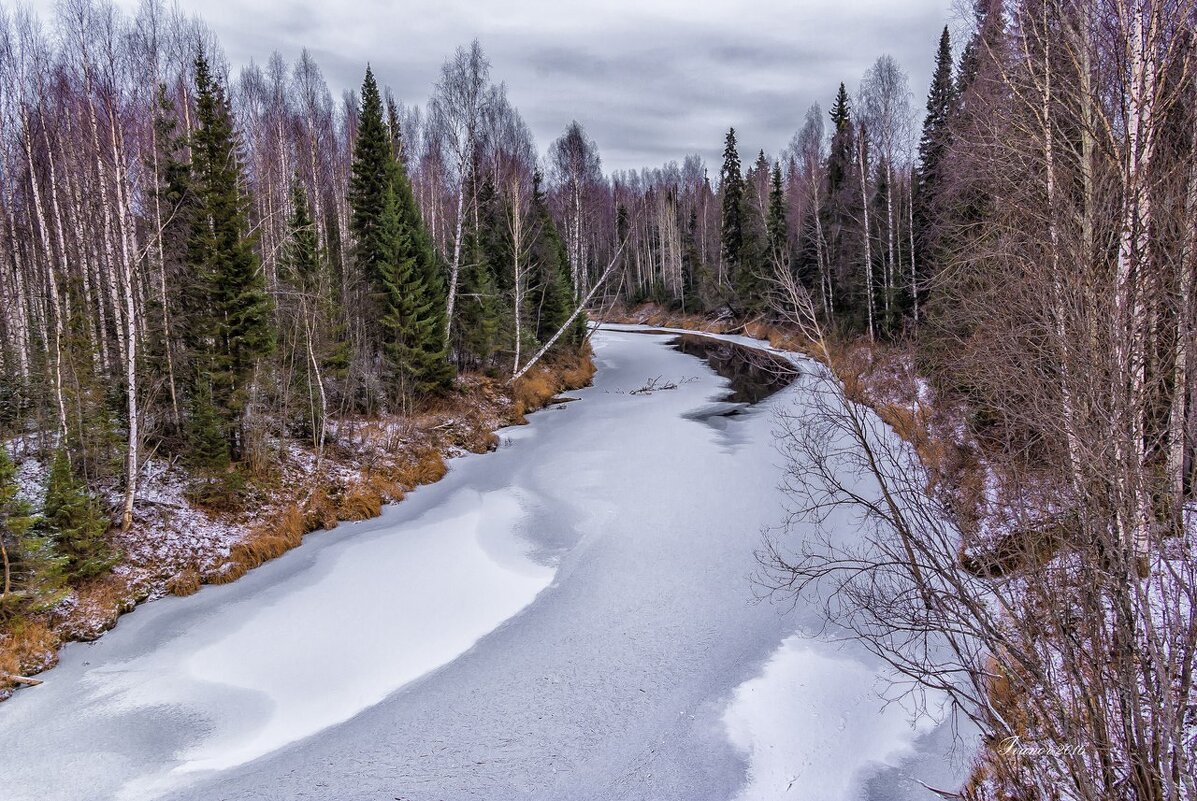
[[0, 326, 971, 800]]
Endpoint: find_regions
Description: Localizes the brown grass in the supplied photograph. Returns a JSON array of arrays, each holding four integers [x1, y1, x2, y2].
[[166, 568, 202, 597], [58, 574, 142, 641], [512, 368, 560, 421], [557, 346, 597, 389], [303, 486, 340, 532], [0, 619, 60, 692], [510, 345, 597, 422], [876, 403, 925, 447], [337, 482, 383, 522], [208, 505, 306, 585]]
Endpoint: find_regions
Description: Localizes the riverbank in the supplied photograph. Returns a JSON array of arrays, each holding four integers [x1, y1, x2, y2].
[[0, 348, 595, 699], [597, 304, 1026, 799], [0, 326, 967, 801]]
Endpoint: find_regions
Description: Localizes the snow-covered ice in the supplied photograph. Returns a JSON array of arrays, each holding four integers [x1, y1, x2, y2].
[[0, 328, 973, 801], [724, 636, 941, 801]]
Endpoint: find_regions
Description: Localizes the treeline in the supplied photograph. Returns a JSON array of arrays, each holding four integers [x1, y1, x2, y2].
[[0, 2, 586, 615], [578, 1, 1196, 533]]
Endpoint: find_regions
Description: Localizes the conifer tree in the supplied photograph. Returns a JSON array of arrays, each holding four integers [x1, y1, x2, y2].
[[379, 160, 454, 397], [719, 128, 744, 287], [735, 152, 770, 313], [281, 181, 320, 287], [913, 26, 955, 311], [454, 178, 508, 369], [529, 172, 580, 348], [349, 66, 392, 330], [42, 451, 116, 580], [280, 179, 343, 441], [186, 377, 231, 473], [824, 82, 864, 329], [0, 448, 64, 615], [767, 161, 789, 272], [189, 53, 274, 460], [147, 84, 193, 439]]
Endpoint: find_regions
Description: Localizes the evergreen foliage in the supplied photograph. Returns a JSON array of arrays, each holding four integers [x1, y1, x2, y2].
[[912, 26, 955, 296], [719, 128, 744, 277], [42, 451, 116, 580], [380, 160, 454, 397], [188, 53, 274, 460], [0, 449, 64, 616], [349, 66, 392, 304]]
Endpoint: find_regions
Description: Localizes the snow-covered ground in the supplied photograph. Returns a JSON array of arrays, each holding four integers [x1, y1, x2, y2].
[[0, 328, 974, 801]]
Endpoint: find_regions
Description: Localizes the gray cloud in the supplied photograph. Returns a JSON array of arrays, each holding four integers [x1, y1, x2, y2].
[[41, 0, 953, 173]]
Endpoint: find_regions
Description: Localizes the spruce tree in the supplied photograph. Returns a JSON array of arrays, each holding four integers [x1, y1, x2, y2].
[[913, 26, 955, 308], [281, 180, 320, 288], [280, 179, 345, 438], [42, 450, 116, 580], [454, 178, 507, 370], [349, 66, 392, 330], [0, 448, 64, 615], [735, 152, 770, 314], [530, 172, 579, 348], [189, 53, 274, 460], [719, 128, 744, 284], [379, 160, 454, 397], [767, 161, 789, 271], [186, 377, 230, 473], [824, 82, 863, 329], [147, 84, 193, 442]]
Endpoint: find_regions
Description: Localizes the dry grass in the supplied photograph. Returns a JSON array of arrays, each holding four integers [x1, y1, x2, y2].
[[337, 482, 384, 522], [557, 346, 597, 389], [512, 368, 560, 421], [0, 619, 61, 693], [208, 505, 306, 586], [58, 574, 142, 641], [510, 345, 597, 422], [166, 568, 203, 597], [960, 655, 1035, 800], [303, 486, 340, 532], [876, 403, 926, 447]]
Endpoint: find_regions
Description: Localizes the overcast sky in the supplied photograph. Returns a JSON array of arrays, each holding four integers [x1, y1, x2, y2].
[[37, 0, 954, 173]]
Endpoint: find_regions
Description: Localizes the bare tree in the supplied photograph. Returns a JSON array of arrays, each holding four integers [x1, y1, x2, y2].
[[428, 39, 491, 339], [548, 120, 603, 297], [859, 55, 913, 328]]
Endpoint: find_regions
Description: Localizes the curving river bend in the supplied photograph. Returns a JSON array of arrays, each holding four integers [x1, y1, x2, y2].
[[0, 326, 971, 801]]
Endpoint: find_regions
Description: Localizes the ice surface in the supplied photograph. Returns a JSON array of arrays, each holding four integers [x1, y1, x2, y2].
[[0, 328, 973, 801], [724, 636, 938, 801]]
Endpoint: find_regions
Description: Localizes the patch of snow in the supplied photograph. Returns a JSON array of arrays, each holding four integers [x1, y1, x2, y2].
[[723, 636, 940, 801], [13, 453, 48, 508]]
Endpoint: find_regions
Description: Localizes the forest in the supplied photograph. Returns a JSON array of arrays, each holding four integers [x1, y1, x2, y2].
[[0, 0, 1194, 799]]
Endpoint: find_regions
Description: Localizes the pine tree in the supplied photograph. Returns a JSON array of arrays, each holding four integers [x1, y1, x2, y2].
[[0, 448, 64, 615], [913, 26, 955, 311], [824, 82, 863, 330], [767, 161, 789, 271], [719, 128, 744, 285], [379, 160, 454, 398], [530, 172, 579, 348], [189, 53, 274, 460], [42, 450, 116, 580], [349, 66, 392, 328], [735, 152, 770, 313]]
